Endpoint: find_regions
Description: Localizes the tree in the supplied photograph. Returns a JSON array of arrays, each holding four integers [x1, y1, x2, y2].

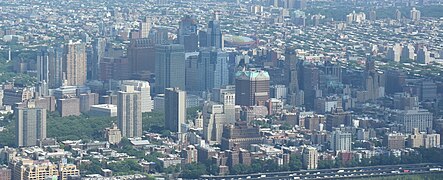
[[289, 155, 302, 171], [180, 163, 208, 179]]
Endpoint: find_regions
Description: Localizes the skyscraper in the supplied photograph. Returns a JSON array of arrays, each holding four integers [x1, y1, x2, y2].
[[15, 103, 47, 147], [201, 12, 223, 49], [128, 38, 156, 79], [165, 87, 186, 133], [200, 48, 230, 91], [410, 7, 421, 21], [121, 80, 152, 112], [139, 17, 152, 38], [117, 85, 142, 138], [155, 44, 186, 93], [37, 46, 64, 89], [64, 40, 87, 86], [178, 15, 198, 52], [235, 70, 270, 106], [91, 38, 106, 80]]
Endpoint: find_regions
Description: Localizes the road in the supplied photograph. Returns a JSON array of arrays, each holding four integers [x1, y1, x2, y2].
[[200, 163, 443, 180]]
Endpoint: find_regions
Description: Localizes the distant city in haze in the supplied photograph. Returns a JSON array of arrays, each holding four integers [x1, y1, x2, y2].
[[2, 0, 443, 179]]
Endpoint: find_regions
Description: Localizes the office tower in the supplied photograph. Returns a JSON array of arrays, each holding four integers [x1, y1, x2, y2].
[[127, 38, 156, 79], [285, 47, 301, 106], [203, 101, 227, 145], [150, 27, 169, 45], [200, 48, 230, 91], [395, 9, 402, 20], [301, 64, 319, 109], [178, 15, 198, 52], [220, 122, 262, 150], [302, 146, 318, 170], [121, 80, 152, 112], [117, 85, 142, 138], [417, 46, 431, 64], [385, 69, 407, 94], [235, 70, 270, 106], [10, 158, 79, 180], [164, 87, 186, 133], [363, 58, 385, 101], [330, 129, 352, 152], [185, 52, 202, 92], [15, 103, 46, 147], [201, 12, 223, 49], [57, 98, 81, 117], [410, 7, 421, 21], [401, 44, 415, 62], [395, 108, 433, 133], [105, 123, 122, 145], [139, 17, 152, 38], [64, 40, 87, 86], [99, 57, 130, 81], [91, 38, 106, 80], [155, 44, 186, 93]]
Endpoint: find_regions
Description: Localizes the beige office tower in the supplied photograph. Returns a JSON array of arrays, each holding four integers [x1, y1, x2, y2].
[[302, 146, 318, 170], [121, 80, 152, 112], [164, 87, 186, 133], [203, 101, 226, 144], [10, 158, 79, 180], [64, 40, 86, 86], [139, 17, 152, 38], [117, 85, 142, 138], [15, 103, 46, 147]]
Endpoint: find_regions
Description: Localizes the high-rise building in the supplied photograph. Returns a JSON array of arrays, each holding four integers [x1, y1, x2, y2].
[[185, 52, 202, 92], [395, 109, 433, 133], [363, 57, 385, 101], [417, 46, 431, 64], [91, 38, 106, 80], [410, 7, 421, 21], [301, 64, 319, 109], [401, 44, 415, 62], [203, 101, 227, 144], [64, 41, 87, 86], [302, 146, 318, 170], [139, 17, 152, 38], [155, 44, 186, 94], [164, 87, 186, 133], [396, 9, 402, 20], [57, 98, 81, 117], [127, 38, 156, 79], [387, 44, 402, 62], [15, 103, 46, 147], [201, 12, 223, 49], [121, 80, 152, 112], [37, 46, 64, 88], [199, 48, 230, 91], [178, 15, 198, 52], [330, 129, 352, 153], [294, 0, 306, 10], [235, 70, 270, 106], [117, 85, 142, 138]]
